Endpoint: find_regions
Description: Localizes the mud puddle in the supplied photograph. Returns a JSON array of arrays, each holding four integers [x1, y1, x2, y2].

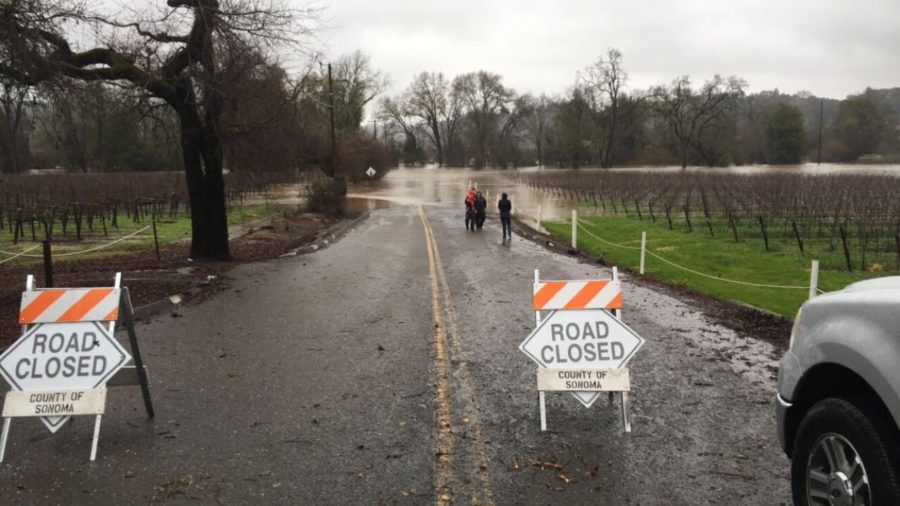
[[627, 277, 781, 389]]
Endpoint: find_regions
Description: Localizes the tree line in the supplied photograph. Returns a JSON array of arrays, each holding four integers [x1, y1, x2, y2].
[[0, 0, 394, 259], [0, 49, 390, 179], [378, 49, 900, 169]]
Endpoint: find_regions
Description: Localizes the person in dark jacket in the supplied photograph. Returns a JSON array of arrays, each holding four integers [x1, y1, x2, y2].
[[474, 191, 487, 230], [498, 193, 512, 239]]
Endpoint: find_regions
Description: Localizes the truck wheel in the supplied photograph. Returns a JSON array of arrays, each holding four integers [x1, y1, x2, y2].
[[791, 397, 900, 506]]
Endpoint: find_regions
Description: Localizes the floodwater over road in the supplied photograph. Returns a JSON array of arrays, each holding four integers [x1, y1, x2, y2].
[[350, 163, 900, 224], [350, 166, 586, 226]]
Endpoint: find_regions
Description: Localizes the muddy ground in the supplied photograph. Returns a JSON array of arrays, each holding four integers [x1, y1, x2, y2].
[[1, 212, 791, 355], [0, 211, 340, 349]]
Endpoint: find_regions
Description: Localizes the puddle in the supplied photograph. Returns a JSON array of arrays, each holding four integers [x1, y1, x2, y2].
[[339, 196, 395, 218]]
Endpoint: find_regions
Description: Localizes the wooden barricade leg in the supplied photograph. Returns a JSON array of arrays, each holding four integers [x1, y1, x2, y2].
[[534, 269, 548, 431], [539, 391, 547, 432], [611, 266, 633, 433], [0, 418, 11, 462], [120, 288, 155, 418], [89, 415, 102, 461]]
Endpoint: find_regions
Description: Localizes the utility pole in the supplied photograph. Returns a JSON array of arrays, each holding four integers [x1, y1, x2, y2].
[[328, 63, 337, 177], [372, 119, 377, 139], [817, 98, 824, 165]]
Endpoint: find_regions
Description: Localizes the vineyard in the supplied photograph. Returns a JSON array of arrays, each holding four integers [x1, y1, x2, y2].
[[510, 171, 900, 273], [0, 171, 298, 246]]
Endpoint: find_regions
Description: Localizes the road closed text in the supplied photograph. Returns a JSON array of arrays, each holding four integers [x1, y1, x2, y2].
[[540, 321, 625, 364], [12, 331, 107, 380]]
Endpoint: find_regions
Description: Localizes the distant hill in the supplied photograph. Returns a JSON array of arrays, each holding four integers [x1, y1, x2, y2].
[[746, 89, 840, 133], [746, 87, 900, 134], [858, 87, 900, 115]]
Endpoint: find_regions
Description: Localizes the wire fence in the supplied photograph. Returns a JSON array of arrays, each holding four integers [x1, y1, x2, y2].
[[0, 244, 41, 266], [0, 225, 151, 262], [540, 213, 832, 308], [575, 219, 810, 290]]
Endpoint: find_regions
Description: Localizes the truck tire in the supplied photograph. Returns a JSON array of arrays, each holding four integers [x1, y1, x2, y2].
[[791, 397, 900, 505]]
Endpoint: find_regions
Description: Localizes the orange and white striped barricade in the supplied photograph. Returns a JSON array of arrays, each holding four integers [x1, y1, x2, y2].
[[520, 267, 644, 433], [0, 273, 154, 462]]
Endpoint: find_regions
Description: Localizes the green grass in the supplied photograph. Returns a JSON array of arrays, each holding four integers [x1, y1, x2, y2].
[[544, 211, 890, 318], [0, 204, 276, 262]]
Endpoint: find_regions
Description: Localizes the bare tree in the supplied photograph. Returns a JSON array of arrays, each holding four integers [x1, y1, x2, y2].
[[558, 87, 591, 168], [377, 95, 419, 157], [495, 94, 530, 168], [580, 48, 627, 168], [406, 72, 448, 166], [0, 0, 318, 259], [651, 75, 746, 168], [524, 93, 551, 167], [453, 71, 513, 168], [442, 82, 464, 165], [331, 50, 388, 131], [0, 80, 33, 173]]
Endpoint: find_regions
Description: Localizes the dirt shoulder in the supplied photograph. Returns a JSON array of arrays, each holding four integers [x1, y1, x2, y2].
[[0, 211, 352, 348], [513, 219, 793, 351]]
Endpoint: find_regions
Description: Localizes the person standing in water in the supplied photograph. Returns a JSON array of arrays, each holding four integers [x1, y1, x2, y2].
[[498, 193, 512, 240]]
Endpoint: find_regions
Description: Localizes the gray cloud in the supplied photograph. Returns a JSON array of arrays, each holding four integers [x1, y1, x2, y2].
[[316, 0, 900, 101]]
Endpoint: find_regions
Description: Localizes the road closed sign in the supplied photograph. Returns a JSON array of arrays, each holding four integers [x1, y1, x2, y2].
[[520, 308, 644, 407], [0, 321, 130, 432]]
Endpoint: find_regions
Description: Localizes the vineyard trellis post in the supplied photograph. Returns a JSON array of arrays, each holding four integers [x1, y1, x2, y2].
[[152, 222, 161, 262], [572, 209, 578, 250], [809, 260, 819, 300], [728, 213, 739, 243], [758, 216, 770, 252], [839, 225, 853, 272], [42, 240, 53, 288], [640, 231, 647, 275], [792, 221, 804, 255]]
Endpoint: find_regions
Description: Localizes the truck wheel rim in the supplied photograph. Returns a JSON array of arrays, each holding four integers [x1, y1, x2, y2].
[[806, 433, 870, 506]]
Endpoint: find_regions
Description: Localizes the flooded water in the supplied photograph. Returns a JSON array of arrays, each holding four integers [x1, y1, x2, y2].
[[607, 162, 900, 176], [348, 163, 900, 225], [348, 167, 576, 226]]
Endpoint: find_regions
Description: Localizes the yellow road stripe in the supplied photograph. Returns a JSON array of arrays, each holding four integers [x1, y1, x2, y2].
[[418, 205, 455, 505], [427, 221, 495, 506], [419, 205, 495, 506]]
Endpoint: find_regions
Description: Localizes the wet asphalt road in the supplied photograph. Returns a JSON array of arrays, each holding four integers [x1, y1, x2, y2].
[[0, 203, 791, 504]]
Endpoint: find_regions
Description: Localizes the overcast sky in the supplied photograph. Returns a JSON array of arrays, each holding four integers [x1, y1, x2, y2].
[[318, 0, 900, 102]]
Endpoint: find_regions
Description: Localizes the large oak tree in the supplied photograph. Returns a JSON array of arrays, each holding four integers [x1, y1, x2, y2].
[[0, 0, 315, 260]]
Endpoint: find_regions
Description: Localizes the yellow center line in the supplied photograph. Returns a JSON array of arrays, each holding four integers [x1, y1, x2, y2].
[[418, 205, 455, 505], [419, 205, 495, 506]]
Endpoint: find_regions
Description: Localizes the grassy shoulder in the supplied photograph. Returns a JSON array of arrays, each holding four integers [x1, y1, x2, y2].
[[543, 213, 885, 318], [0, 204, 276, 264]]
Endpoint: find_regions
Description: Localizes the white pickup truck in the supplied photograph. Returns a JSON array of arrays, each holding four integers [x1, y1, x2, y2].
[[777, 276, 900, 505]]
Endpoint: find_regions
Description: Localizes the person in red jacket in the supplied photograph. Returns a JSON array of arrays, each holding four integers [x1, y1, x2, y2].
[[465, 187, 477, 231]]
